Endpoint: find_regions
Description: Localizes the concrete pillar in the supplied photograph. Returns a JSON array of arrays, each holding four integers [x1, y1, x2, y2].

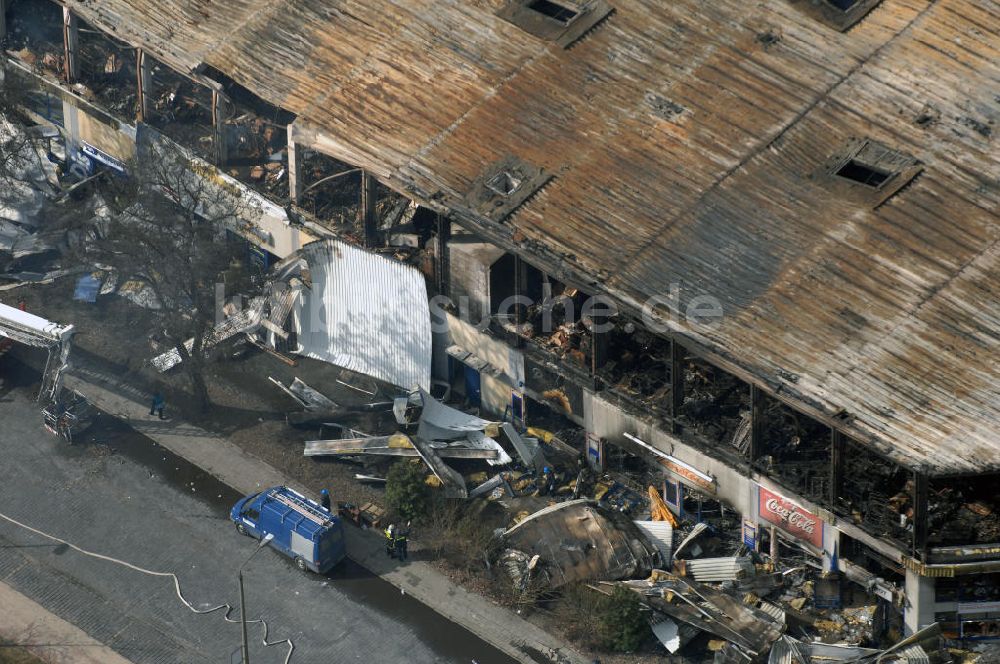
[[136, 48, 153, 122], [287, 123, 304, 205], [360, 171, 378, 247], [62, 7, 79, 82], [211, 89, 229, 166], [822, 524, 840, 573], [904, 568, 935, 635]]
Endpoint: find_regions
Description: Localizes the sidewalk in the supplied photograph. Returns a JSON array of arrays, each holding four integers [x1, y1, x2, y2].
[[0, 580, 134, 664], [61, 367, 587, 664]]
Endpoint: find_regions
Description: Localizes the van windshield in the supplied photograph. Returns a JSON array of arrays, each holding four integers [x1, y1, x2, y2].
[[241, 492, 261, 512]]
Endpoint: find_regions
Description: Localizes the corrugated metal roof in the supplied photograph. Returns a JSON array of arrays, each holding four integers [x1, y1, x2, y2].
[[62, 0, 1000, 473], [298, 239, 431, 391], [633, 520, 673, 563]]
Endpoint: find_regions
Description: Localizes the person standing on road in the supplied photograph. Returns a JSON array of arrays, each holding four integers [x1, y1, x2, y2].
[[394, 521, 409, 561], [149, 391, 166, 419], [384, 523, 396, 558], [319, 488, 331, 511]]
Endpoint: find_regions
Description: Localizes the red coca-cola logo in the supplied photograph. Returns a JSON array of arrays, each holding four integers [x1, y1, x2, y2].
[[765, 497, 816, 534], [758, 487, 823, 547]]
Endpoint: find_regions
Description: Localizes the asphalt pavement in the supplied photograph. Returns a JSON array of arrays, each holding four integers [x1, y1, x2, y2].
[[0, 357, 517, 664]]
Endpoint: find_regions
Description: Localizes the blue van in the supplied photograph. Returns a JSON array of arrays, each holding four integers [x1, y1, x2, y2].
[[231, 486, 346, 573]]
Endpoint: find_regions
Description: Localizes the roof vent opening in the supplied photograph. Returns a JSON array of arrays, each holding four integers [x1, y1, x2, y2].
[[823, 137, 922, 206], [786, 0, 883, 31], [487, 171, 524, 197], [835, 160, 892, 188], [528, 0, 579, 24], [497, 0, 612, 48]]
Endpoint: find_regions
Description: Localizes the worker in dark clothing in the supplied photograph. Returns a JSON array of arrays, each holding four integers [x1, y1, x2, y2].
[[394, 522, 410, 561], [384, 524, 396, 558], [540, 466, 556, 496], [319, 488, 331, 511], [149, 392, 166, 419]]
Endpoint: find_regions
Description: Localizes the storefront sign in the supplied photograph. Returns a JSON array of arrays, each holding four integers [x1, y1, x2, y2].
[[873, 582, 895, 603], [81, 141, 127, 174], [586, 433, 604, 470], [659, 458, 716, 494], [958, 601, 1000, 614], [758, 486, 823, 548], [743, 520, 757, 550]]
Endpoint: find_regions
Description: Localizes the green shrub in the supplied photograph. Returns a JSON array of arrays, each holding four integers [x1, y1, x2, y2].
[[385, 460, 430, 521], [554, 584, 649, 652], [599, 586, 648, 652]]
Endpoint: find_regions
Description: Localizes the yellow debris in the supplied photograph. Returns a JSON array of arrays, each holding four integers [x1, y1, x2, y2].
[[648, 485, 680, 527], [425, 475, 443, 488], [813, 620, 841, 633], [467, 471, 489, 484], [387, 433, 413, 449], [526, 427, 554, 444]]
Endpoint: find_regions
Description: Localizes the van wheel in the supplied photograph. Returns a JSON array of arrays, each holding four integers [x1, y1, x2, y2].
[[236, 523, 249, 536], [294, 557, 308, 572]]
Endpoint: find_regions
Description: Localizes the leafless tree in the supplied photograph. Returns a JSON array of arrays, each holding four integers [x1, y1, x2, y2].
[[66, 141, 257, 411], [0, 60, 59, 197]]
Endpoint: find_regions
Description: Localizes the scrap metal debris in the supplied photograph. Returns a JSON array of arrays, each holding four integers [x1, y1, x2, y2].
[[501, 499, 659, 590], [616, 570, 784, 658], [269, 376, 338, 411]]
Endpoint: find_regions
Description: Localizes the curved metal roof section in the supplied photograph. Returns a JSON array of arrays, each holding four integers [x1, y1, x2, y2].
[[60, 0, 1000, 474]]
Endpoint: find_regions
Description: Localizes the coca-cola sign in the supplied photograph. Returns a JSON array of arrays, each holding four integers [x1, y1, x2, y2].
[[758, 486, 823, 548]]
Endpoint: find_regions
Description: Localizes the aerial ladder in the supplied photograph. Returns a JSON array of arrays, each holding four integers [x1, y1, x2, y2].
[[0, 301, 75, 402]]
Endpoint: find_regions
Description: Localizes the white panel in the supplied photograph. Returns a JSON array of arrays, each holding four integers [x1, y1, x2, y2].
[[290, 530, 313, 559], [297, 240, 432, 391]]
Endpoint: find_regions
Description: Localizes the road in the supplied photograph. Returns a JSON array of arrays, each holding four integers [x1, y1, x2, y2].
[[0, 357, 516, 664]]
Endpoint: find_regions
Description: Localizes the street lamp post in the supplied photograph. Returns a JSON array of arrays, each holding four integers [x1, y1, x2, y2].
[[238, 533, 273, 664]]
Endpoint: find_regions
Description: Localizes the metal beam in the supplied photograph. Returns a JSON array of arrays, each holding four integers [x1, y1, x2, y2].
[[287, 123, 304, 205], [912, 470, 929, 558], [1, 0, 8, 43], [830, 428, 845, 508], [62, 7, 79, 82], [670, 339, 685, 434], [211, 89, 229, 166], [749, 383, 765, 461], [136, 48, 153, 122], [360, 171, 378, 247], [436, 213, 451, 296], [591, 323, 607, 391]]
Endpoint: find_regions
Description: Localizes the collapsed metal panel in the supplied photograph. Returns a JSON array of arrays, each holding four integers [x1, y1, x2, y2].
[[297, 239, 431, 391]]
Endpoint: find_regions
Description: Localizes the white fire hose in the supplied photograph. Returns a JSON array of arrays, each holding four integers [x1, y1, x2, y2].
[[0, 510, 294, 664]]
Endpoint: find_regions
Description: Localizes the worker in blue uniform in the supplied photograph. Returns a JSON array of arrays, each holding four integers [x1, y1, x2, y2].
[[319, 488, 331, 511]]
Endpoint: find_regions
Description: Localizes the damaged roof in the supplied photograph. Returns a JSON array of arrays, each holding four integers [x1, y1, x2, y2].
[[61, 0, 1000, 474]]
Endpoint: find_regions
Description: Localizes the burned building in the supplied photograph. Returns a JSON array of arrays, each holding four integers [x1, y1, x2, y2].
[[2, 0, 998, 643]]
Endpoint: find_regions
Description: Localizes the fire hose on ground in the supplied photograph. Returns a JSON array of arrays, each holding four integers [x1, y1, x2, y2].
[[0, 510, 294, 664]]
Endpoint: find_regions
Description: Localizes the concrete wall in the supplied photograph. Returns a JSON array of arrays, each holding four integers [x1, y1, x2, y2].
[[904, 569, 936, 635], [56, 91, 316, 259], [583, 390, 754, 515], [445, 312, 525, 418], [448, 233, 505, 326], [64, 102, 136, 164]]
